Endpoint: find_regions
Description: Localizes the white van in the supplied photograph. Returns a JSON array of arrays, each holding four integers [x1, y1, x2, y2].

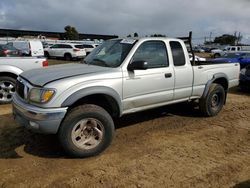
[[7, 40, 44, 57]]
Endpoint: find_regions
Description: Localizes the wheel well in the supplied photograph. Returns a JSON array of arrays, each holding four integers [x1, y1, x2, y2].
[[64, 53, 72, 57], [68, 94, 120, 118], [0, 72, 18, 79], [213, 77, 228, 91]]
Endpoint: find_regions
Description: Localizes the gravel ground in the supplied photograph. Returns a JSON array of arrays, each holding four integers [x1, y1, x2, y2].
[[0, 87, 250, 188]]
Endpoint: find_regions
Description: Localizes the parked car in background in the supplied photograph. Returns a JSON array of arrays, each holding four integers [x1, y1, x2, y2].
[[211, 48, 225, 58], [224, 46, 241, 52], [211, 52, 250, 69], [0, 44, 21, 57], [0, 56, 48, 104], [7, 40, 44, 57], [42, 42, 54, 49], [44, 43, 86, 60], [81, 44, 97, 55], [212, 46, 250, 58], [193, 46, 205, 53], [239, 65, 250, 90]]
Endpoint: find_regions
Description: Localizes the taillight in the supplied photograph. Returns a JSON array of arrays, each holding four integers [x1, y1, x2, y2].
[[3, 50, 8, 55], [42, 60, 49, 67], [73, 48, 80, 52]]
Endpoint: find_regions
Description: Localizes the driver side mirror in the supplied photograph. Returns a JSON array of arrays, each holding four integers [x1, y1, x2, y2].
[[127, 61, 148, 71]]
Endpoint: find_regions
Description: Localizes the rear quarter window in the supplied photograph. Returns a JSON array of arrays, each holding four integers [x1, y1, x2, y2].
[[170, 41, 186, 66]]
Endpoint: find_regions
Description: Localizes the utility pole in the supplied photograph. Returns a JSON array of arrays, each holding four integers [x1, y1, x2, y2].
[[237, 32, 241, 45], [209, 32, 212, 43]]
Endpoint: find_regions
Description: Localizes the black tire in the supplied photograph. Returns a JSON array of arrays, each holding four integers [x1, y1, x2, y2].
[[214, 53, 220, 58], [58, 104, 115, 158], [199, 83, 225, 117], [44, 51, 50, 58], [0, 76, 16, 104], [64, 53, 72, 61]]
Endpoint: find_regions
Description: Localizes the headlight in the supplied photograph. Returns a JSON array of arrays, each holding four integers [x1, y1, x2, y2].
[[29, 88, 55, 103], [240, 68, 246, 75]]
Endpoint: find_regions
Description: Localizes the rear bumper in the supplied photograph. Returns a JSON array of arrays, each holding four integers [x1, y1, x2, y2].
[[12, 95, 67, 134]]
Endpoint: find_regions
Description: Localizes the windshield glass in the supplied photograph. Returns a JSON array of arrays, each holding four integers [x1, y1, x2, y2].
[[84, 39, 136, 67]]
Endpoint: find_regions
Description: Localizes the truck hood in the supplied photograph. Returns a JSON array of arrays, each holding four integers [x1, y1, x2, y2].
[[20, 63, 110, 86]]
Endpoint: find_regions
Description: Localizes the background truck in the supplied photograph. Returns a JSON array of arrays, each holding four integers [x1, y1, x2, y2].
[[6, 40, 44, 57], [211, 45, 250, 58], [13, 33, 239, 157], [0, 57, 48, 104]]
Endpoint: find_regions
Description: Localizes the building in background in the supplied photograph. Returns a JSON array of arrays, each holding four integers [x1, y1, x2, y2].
[[0, 28, 118, 41]]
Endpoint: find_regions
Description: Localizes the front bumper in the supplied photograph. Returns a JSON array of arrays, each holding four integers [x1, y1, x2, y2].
[[12, 95, 68, 134]]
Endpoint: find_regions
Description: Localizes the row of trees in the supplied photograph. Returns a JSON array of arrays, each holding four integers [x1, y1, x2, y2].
[[126, 32, 166, 37], [63, 27, 168, 40], [213, 34, 242, 45], [63, 25, 244, 46]]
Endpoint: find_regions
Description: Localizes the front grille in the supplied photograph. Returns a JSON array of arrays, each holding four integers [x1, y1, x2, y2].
[[16, 79, 25, 99]]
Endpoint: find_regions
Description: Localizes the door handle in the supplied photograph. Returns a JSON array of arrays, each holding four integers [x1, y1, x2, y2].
[[165, 73, 172, 78], [198, 66, 203, 69]]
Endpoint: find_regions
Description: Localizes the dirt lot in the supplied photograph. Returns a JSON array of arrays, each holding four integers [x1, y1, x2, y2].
[[0, 57, 250, 187]]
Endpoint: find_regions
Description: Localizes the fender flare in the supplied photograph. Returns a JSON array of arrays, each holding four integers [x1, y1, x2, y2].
[[0, 65, 23, 76], [201, 73, 229, 100], [61, 86, 122, 116]]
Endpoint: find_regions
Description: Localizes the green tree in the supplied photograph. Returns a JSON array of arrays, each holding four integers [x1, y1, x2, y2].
[[150, 34, 166, 37], [64, 25, 79, 40], [134, 32, 138, 37], [213, 34, 237, 45]]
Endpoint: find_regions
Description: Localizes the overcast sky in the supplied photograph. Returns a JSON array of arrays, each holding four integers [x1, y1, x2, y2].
[[1, 0, 250, 44]]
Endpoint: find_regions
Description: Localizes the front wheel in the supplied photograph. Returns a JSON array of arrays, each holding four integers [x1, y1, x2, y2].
[[58, 104, 115, 158], [199, 83, 225, 117], [64, 53, 72, 61], [0, 76, 16, 104]]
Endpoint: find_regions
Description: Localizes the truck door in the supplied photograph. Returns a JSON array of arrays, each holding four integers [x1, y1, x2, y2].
[[169, 41, 193, 100], [123, 40, 174, 111]]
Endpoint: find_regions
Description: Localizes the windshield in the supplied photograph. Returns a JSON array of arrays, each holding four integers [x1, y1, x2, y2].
[[84, 39, 136, 67]]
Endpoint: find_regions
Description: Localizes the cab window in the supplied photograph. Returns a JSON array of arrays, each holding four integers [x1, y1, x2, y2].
[[132, 41, 169, 68]]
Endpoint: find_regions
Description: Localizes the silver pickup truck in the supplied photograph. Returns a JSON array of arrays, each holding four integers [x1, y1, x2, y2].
[[12, 35, 239, 157], [0, 57, 48, 104]]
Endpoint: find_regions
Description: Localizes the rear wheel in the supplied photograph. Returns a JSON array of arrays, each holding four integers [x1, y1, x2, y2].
[[214, 53, 220, 58], [64, 53, 72, 61], [199, 83, 225, 117], [0, 76, 16, 104], [58, 104, 115, 158]]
